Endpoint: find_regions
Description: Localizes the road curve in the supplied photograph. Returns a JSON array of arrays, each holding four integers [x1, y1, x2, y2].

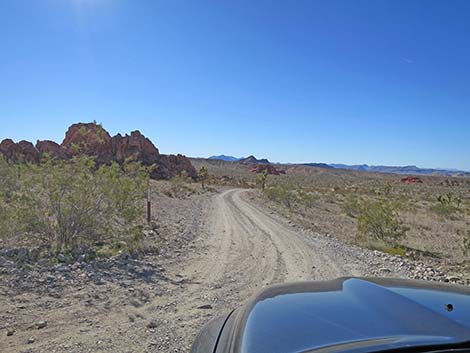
[[162, 188, 405, 352]]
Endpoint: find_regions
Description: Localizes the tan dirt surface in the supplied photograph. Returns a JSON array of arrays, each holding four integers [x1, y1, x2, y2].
[[1, 189, 429, 353]]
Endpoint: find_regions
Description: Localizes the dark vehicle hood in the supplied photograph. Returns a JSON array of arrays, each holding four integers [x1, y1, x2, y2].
[[220, 278, 470, 353]]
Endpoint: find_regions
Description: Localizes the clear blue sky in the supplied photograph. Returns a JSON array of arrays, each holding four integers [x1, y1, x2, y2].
[[1, 0, 469, 170]]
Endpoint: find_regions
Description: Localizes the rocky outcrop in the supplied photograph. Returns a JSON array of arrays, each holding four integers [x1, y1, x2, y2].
[[111, 131, 160, 165], [61, 123, 114, 164], [156, 154, 197, 179], [0, 122, 196, 180], [36, 140, 68, 160], [0, 139, 15, 160], [0, 139, 39, 163], [250, 164, 285, 175], [239, 155, 270, 164], [401, 176, 423, 184]]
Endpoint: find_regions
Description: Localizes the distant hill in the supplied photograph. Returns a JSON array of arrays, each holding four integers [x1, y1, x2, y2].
[[209, 154, 271, 164], [239, 155, 271, 164], [329, 164, 470, 177], [301, 163, 334, 169], [207, 154, 468, 177], [208, 155, 240, 162]]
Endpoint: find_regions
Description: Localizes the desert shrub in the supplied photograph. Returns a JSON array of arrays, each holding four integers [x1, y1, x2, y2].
[[431, 192, 462, 219], [368, 242, 407, 257], [256, 170, 268, 190], [0, 156, 19, 199], [0, 156, 150, 253], [0, 158, 19, 239], [296, 188, 318, 208], [463, 230, 470, 257], [265, 184, 295, 208], [357, 198, 408, 246], [383, 245, 407, 257], [341, 194, 361, 218], [198, 166, 208, 189], [169, 171, 195, 197]]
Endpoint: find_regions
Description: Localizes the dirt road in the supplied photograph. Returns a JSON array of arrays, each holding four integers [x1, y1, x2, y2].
[[158, 189, 409, 351], [1, 188, 414, 353]]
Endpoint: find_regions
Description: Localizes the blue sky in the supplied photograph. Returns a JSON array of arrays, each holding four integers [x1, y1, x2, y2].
[[1, 0, 469, 170]]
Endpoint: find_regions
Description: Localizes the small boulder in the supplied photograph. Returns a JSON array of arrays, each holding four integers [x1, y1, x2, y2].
[[57, 254, 67, 263], [446, 275, 461, 283], [16, 248, 29, 263], [146, 320, 158, 329], [197, 304, 213, 310], [36, 321, 47, 329]]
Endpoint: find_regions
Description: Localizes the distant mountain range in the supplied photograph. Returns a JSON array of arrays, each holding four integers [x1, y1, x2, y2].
[[328, 164, 470, 177], [208, 155, 469, 177], [209, 155, 270, 164], [301, 163, 335, 169], [208, 155, 241, 162]]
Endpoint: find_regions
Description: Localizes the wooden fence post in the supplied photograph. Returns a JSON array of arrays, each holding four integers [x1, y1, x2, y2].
[[147, 181, 151, 223]]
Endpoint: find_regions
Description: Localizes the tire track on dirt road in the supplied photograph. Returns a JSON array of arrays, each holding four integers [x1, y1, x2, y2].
[[165, 188, 371, 351]]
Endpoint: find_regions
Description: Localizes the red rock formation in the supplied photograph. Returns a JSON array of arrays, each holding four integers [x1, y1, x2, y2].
[[250, 164, 286, 175], [401, 176, 423, 184], [0, 139, 15, 160], [0, 122, 197, 180], [0, 139, 39, 163], [111, 131, 160, 165], [155, 154, 197, 179], [36, 140, 68, 160], [61, 122, 114, 163]]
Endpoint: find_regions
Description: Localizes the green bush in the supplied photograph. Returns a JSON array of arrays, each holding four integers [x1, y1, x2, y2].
[[198, 166, 208, 189], [357, 198, 408, 246], [384, 245, 407, 257], [256, 170, 268, 190], [0, 156, 150, 253], [431, 192, 462, 219], [265, 184, 295, 208]]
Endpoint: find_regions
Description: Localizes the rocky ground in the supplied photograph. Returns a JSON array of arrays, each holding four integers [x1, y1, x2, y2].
[[1, 187, 468, 353]]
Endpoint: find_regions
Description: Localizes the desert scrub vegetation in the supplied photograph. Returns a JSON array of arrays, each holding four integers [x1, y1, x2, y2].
[[356, 198, 408, 247], [256, 170, 268, 190], [264, 182, 408, 247], [235, 161, 470, 264], [462, 230, 470, 257], [265, 183, 296, 208], [430, 192, 463, 219], [198, 166, 208, 189], [341, 194, 362, 218], [164, 171, 197, 198], [0, 155, 151, 255], [263, 180, 412, 249]]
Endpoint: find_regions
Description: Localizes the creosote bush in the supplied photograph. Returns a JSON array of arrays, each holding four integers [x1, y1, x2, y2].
[[265, 184, 295, 208], [0, 155, 151, 253], [356, 198, 408, 246]]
